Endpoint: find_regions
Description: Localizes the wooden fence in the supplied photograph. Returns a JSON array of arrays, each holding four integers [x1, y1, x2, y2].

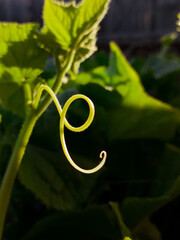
[[101, 0, 180, 45], [0, 0, 180, 45]]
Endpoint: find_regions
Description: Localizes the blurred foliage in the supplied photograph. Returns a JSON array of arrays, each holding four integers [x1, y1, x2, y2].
[[1, 27, 180, 239]]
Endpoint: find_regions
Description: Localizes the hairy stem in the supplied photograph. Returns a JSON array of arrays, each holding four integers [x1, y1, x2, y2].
[[0, 114, 37, 240], [35, 49, 76, 118]]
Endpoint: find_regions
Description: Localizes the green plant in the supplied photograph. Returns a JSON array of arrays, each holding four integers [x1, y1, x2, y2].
[[57, 37, 180, 239], [0, 0, 111, 239], [1, 3, 180, 240]]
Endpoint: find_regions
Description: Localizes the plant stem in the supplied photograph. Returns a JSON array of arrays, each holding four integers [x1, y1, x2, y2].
[[0, 49, 76, 240], [36, 49, 76, 118], [0, 114, 37, 240]]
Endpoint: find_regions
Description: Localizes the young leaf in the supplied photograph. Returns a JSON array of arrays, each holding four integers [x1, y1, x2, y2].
[[41, 0, 110, 73], [0, 23, 48, 116]]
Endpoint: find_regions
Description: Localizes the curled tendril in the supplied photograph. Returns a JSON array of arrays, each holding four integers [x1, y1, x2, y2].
[[34, 85, 107, 174]]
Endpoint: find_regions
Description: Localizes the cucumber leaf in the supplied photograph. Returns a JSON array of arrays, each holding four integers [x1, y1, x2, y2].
[[116, 145, 180, 239], [121, 197, 168, 231], [120, 198, 163, 240], [142, 55, 180, 79], [21, 206, 120, 240], [75, 42, 180, 140], [0, 23, 48, 116], [134, 218, 162, 240], [19, 145, 101, 211], [41, 0, 110, 73], [111, 200, 162, 240]]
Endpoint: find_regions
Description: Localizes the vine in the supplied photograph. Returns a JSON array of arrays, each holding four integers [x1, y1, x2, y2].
[[34, 84, 107, 174]]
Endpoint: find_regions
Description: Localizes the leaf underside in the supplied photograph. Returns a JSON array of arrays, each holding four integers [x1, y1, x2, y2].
[[0, 23, 48, 116], [41, 0, 110, 73]]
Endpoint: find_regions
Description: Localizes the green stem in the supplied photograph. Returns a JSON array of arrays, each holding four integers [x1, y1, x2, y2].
[[0, 49, 76, 240], [0, 114, 37, 240], [35, 49, 76, 118], [23, 82, 32, 115]]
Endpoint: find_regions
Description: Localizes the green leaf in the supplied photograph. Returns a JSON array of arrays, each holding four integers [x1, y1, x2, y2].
[[41, 0, 110, 73], [120, 197, 168, 230], [75, 41, 144, 95], [77, 83, 180, 141], [74, 66, 110, 89], [19, 145, 101, 211], [110, 201, 162, 240], [0, 23, 48, 116], [149, 145, 180, 200], [81, 50, 108, 71], [0, 107, 22, 180], [142, 55, 180, 79], [150, 145, 180, 197], [134, 218, 162, 240], [119, 144, 180, 236], [75, 42, 180, 140], [161, 32, 178, 48], [104, 144, 180, 239], [21, 206, 120, 240]]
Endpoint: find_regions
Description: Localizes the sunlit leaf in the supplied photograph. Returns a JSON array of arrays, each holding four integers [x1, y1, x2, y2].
[[0, 23, 48, 116], [75, 42, 180, 140], [41, 0, 110, 73]]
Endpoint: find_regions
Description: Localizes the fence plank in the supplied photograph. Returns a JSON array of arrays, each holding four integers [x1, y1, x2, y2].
[[0, 0, 179, 44]]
